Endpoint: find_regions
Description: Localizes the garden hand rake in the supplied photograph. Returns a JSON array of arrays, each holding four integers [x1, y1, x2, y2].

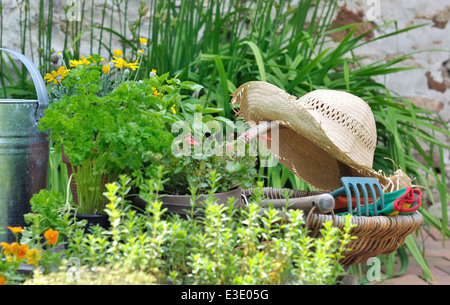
[[330, 177, 384, 216]]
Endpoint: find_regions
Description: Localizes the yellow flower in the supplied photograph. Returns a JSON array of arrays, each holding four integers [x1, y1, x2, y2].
[[8, 226, 23, 235], [0, 242, 11, 256], [69, 59, 82, 68], [112, 56, 139, 71], [43, 66, 69, 84], [88, 55, 105, 63], [137, 49, 144, 57], [69, 57, 91, 68], [113, 49, 123, 57], [124, 59, 139, 71], [0, 276, 6, 285], [139, 37, 148, 46], [44, 71, 59, 84], [171, 105, 176, 114], [57, 66, 69, 78], [44, 228, 59, 246], [26, 249, 41, 267], [102, 64, 110, 74], [112, 56, 127, 69]]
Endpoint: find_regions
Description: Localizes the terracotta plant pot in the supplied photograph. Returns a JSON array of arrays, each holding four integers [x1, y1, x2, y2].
[[61, 148, 108, 206], [61, 150, 79, 204]]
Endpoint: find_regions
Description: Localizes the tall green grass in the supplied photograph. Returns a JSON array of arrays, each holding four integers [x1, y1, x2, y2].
[[1, 0, 448, 282]]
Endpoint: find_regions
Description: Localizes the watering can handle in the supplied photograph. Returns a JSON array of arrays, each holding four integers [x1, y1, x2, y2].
[[0, 48, 49, 119]]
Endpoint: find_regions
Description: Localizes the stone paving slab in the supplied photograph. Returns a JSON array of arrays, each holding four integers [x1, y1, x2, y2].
[[375, 226, 450, 285]]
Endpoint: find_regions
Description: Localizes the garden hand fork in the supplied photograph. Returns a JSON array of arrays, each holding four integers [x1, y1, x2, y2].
[[330, 177, 385, 216]]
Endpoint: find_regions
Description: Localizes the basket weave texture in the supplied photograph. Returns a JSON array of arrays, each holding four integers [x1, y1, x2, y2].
[[243, 187, 423, 266], [307, 212, 423, 266]]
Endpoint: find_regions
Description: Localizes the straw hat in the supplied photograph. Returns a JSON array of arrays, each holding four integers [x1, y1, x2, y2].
[[231, 81, 408, 192]]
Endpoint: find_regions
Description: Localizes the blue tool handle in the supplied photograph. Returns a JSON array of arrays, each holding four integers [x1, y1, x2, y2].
[[0, 48, 49, 119], [330, 187, 345, 198], [330, 177, 385, 216]]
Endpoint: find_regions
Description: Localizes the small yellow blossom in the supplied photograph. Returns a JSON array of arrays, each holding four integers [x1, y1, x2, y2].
[[69, 57, 91, 68], [88, 55, 105, 63], [124, 59, 139, 71], [43, 66, 70, 84], [112, 56, 127, 69], [171, 105, 176, 114], [102, 64, 110, 74], [0, 276, 6, 285], [137, 49, 144, 57], [26, 249, 41, 267], [113, 49, 123, 57], [0, 242, 11, 256], [139, 37, 148, 46]]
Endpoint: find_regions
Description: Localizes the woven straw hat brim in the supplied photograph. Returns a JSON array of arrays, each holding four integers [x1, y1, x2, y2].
[[232, 81, 387, 192]]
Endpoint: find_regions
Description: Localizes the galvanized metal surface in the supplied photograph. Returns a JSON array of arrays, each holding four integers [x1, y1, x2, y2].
[[0, 48, 49, 243]]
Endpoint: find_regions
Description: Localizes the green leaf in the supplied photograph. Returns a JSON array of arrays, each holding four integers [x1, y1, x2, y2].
[[242, 40, 266, 82], [181, 81, 203, 91], [214, 55, 231, 118], [404, 235, 434, 282]]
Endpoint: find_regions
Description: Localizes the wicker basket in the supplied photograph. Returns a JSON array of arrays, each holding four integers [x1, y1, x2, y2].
[[242, 187, 423, 266], [306, 211, 423, 266]]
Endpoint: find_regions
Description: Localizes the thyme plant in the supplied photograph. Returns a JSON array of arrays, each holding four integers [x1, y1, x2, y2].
[[64, 172, 355, 285]]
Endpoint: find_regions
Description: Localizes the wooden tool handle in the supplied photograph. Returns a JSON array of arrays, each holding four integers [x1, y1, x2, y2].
[[259, 194, 335, 213]]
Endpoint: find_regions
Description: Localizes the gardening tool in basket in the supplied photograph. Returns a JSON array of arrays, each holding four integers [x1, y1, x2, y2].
[[330, 177, 385, 216], [232, 81, 423, 266], [258, 193, 335, 214]]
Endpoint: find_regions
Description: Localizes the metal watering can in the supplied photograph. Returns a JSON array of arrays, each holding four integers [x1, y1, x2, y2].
[[0, 48, 49, 243]]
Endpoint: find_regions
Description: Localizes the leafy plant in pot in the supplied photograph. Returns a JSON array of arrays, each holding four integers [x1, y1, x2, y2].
[[134, 119, 259, 217], [36, 49, 142, 227], [38, 44, 202, 228], [39, 53, 121, 229]]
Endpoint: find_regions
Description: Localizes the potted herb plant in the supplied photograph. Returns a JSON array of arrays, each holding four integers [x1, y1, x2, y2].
[[38, 41, 203, 226], [132, 120, 258, 217], [39, 52, 122, 227]]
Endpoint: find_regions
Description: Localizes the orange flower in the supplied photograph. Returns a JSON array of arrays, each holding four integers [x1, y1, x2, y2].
[[44, 228, 59, 245], [0, 276, 6, 285], [0, 242, 11, 256], [10, 242, 28, 259], [8, 226, 23, 235]]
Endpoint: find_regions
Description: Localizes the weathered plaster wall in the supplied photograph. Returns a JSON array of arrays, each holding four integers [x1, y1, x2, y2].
[[330, 0, 450, 158], [325, 0, 450, 215], [1, 0, 449, 171]]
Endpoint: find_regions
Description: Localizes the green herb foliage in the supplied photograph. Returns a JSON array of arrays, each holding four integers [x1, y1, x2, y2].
[[65, 173, 355, 285]]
